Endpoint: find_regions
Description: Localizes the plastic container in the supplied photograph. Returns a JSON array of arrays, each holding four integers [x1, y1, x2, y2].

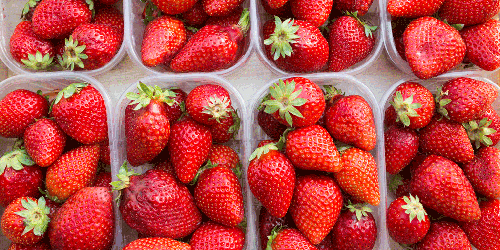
[[379, 73, 500, 250], [251, 0, 385, 76], [111, 74, 250, 248], [123, 0, 254, 76], [0, 0, 127, 76], [0, 72, 115, 249], [245, 73, 388, 250]]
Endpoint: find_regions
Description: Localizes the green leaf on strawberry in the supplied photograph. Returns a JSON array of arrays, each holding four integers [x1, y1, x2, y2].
[[345, 11, 377, 38], [263, 16, 300, 60], [390, 91, 422, 127], [126, 82, 177, 110], [262, 79, 307, 127], [346, 202, 372, 221], [435, 86, 452, 119], [228, 110, 241, 138], [249, 143, 279, 161], [401, 195, 427, 222], [14, 196, 50, 236], [21, 51, 54, 70], [463, 118, 497, 148], [0, 148, 35, 175], [58, 36, 88, 71]]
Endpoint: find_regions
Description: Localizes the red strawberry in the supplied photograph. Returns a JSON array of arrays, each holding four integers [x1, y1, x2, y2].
[[386, 195, 430, 245], [141, 16, 186, 67], [0, 149, 43, 207], [403, 16, 466, 79], [384, 125, 419, 175], [464, 105, 500, 148], [460, 19, 500, 71], [186, 84, 232, 126], [414, 221, 472, 250], [189, 221, 245, 250], [259, 207, 294, 250], [31, 0, 92, 39], [258, 140, 279, 147], [210, 109, 240, 143], [151, 0, 197, 15], [387, 0, 444, 18], [202, 0, 244, 16], [8, 240, 51, 250], [263, 17, 328, 72], [267, 228, 318, 250], [333, 0, 374, 16], [93, 6, 124, 43], [388, 81, 435, 129], [21, 0, 42, 21], [290, 174, 343, 245], [285, 125, 341, 172], [23, 118, 66, 167], [261, 0, 293, 18], [92, 171, 112, 189], [331, 203, 377, 250], [164, 88, 187, 123], [45, 144, 100, 201], [462, 146, 500, 199], [1, 197, 50, 245], [409, 155, 481, 222], [384, 105, 398, 127], [436, 77, 498, 123], [207, 144, 240, 170], [439, 0, 500, 26], [49, 187, 114, 250], [264, 0, 289, 9], [9, 21, 55, 70], [290, 0, 333, 27], [334, 147, 380, 206], [248, 143, 296, 218], [257, 99, 288, 140], [461, 199, 500, 250], [182, 2, 209, 27], [389, 174, 411, 197], [205, 6, 244, 26], [315, 233, 334, 250], [123, 237, 192, 249], [391, 17, 414, 61], [50, 83, 108, 145], [0, 89, 49, 138], [154, 159, 176, 175], [99, 140, 111, 165]]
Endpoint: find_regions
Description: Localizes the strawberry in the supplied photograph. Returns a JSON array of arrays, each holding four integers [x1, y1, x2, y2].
[[151, 0, 197, 15], [414, 221, 472, 250], [460, 19, 500, 71], [93, 6, 124, 43], [205, 6, 244, 27], [1, 197, 50, 245], [333, 0, 374, 16], [384, 124, 419, 175], [261, 0, 293, 18], [49, 187, 114, 250], [154, 159, 175, 175], [0, 149, 43, 207], [461, 199, 500, 250], [0, 89, 49, 138], [263, 17, 328, 72], [386, 195, 430, 245], [464, 105, 500, 148], [334, 147, 380, 206], [387, 0, 444, 18], [290, 174, 343, 245], [391, 17, 414, 61], [257, 109, 287, 140], [141, 16, 186, 67], [45, 144, 100, 201], [261, 77, 325, 127], [389, 174, 411, 197], [23, 118, 66, 167], [331, 203, 377, 250], [210, 109, 240, 143], [259, 207, 295, 250], [248, 143, 296, 218], [21, 0, 42, 21], [389, 81, 435, 129], [122, 237, 192, 249], [207, 144, 240, 170], [189, 221, 245, 250], [92, 171, 112, 189], [462, 146, 500, 199], [113, 165, 202, 239], [258, 139, 279, 147], [290, 0, 333, 27], [409, 155, 481, 222], [9, 21, 55, 70], [31, 0, 92, 39], [186, 84, 232, 126], [403, 16, 466, 79], [164, 88, 187, 123], [315, 233, 334, 250], [202, 0, 244, 16], [182, 2, 209, 27], [267, 228, 318, 250], [285, 125, 341, 172], [264, 0, 289, 9], [141, 2, 163, 25], [99, 140, 111, 165], [95, 0, 119, 5], [168, 117, 212, 183], [170, 9, 249, 72], [8, 241, 51, 250], [438, 0, 500, 26], [418, 115, 474, 163], [436, 77, 498, 123], [50, 83, 108, 145]]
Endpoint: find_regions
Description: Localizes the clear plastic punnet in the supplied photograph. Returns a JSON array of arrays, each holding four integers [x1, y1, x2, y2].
[[245, 73, 388, 250]]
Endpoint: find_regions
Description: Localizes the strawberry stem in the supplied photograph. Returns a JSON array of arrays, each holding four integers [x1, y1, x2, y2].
[[0, 148, 35, 175], [263, 16, 300, 60], [126, 82, 177, 110], [237, 8, 250, 35], [463, 118, 496, 148], [261, 79, 307, 127], [401, 195, 427, 222], [21, 51, 54, 70], [14, 197, 50, 236], [58, 36, 87, 71]]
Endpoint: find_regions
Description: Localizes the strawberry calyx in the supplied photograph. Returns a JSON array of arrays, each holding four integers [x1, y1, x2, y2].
[[111, 161, 140, 203], [401, 194, 427, 223], [263, 16, 300, 60], [21, 0, 40, 20], [52, 82, 88, 108], [266, 225, 283, 250], [323, 85, 344, 104], [85, 0, 95, 17], [346, 11, 377, 38], [228, 110, 241, 139], [190, 160, 218, 185], [0, 148, 35, 175], [276, 127, 293, 151], [58, 36, 88, 71], [21, 51, 54, 70], [390, 91, 422, 127], [14, 197, 50, 236], [435, 86, 452, 119], [202, 95, 232, 124], [142, 1, 162, 25], [346, 201, 372, 221], [249, 143, 279, 161], [389, 174, 405, 194], [463, 118, 497, 148], [126, 82, 177, 110], [39, 188, 65, 203], [262, 79, 307, 127], [237, 8, 250, 36]]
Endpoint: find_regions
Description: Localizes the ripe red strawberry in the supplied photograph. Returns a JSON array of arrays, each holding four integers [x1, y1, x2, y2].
[[8, 240, 51, 250], [414, 221, 472, 250], [389, 174, 411, 197], [263, 17, 328, 72], [141, 16, 186, 67], [93, 6, 124, 43], [386, 195, 430, 245], [206, 6, 244, 27], [333, 0, 374, 16], [258, 140, 279, 147], [99, 140, 111, 165], [264, 0, 289, 9], [186, 84, 232, 126], [210, 109, 240, 143], [438, 0, 500, 26], [387, 0, 444, 18], [403, 16, 466, 79], [391, 17, 414, 61], [23, 118, 66, 167], [331, 203, 377, 250], [123, 237, 192, 249], [45, 144, 100, 201], [114, 165, 202, 239], [460, 19, 500, 71], [261, 77, 325, 127], [168, 117, 212, 183], [50, 83, 108, 145], [334, 147, 380, 206], [92, 171, 112, 189], [409, 155, 481, 222], [290, 0, 333, 27], [49, 187, 114, 250], [154, 159, 176, 175], [151, 0, 197, 15], [285, 125, 341, 172], [163, 88, 187, 123], [203, 0, 244, 16], [182, 2, 209, 27], [0, 149, 43, 207], [9, 21, 55, 70], [1, 197, 50, 245], [261, 0, 293, 18], [418, 115, 474, 163], [0, 89, 48, 138], [248, 143, 296, 218], [207, 144, 240, 170], [462, 146, 500, 199], [385, 125, 419, 175], [290, 174, 343, 245], [327, 12, 377, 72], [464, 105, 500, 148], [31, 0, 92, 39], [436, 77, 498, 123], [267, 228, 318, 250], [259, 207, 294, 250], [388, 81, 435, 129], [190, 221, 245, 250], [257, 109, 287, 140], [461, 199, 500, 250]]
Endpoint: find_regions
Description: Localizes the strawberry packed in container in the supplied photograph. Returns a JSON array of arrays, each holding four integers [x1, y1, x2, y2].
[[0, 0, 126, 75], [252, 0, 384, 75], [0, 73, 116, 249], [124, 0, 253, 75], [112, 75, 249, 249], [381, 75, 500, 250], [246, 74, 387, 249], [383, 0, 500, 79]]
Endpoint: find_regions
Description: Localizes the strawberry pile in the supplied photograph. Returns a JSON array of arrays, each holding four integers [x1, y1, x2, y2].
[[385, 77, 500, 249], [388, 0, 500, 79], [260, 0, 378, 73], [9, 0, 124, 71], [113, 82, 245, 248], [252, 77, 380, 249], [0, 83, 114, 249], [138, 0, 250, 72]]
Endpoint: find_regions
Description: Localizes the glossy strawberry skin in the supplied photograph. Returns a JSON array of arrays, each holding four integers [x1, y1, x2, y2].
[[0, 165, 43, 208], [141, 16, 186, 67], [460, 19, 500, 71], [186, 84, 232, 126], [182, 2, 209, 27], [206, 6, 244, 26], [151, 0, 197, 15], [1, 197, 44, 245], [203, 0, 245, 16], [331, 208, 377, 250], [9, 21, 55, 64], [290, 0, 333, 27], [259, 207, 294, 250], [384, 125, 419, 175], [208, 144, 240, 169], [461, 199, 500, 250], [92, 172, 112, 189], [387, 0, 444, 18], [438, 0, 500, 26], [333, 0, 373, 15], [93, 6, 124, 43], [414, 221, 472, 250], [390, 81, 435, 129], [189, 221, 245, 250], [210, 110, 238, 143], [8, 240, 51, 250], [257, 109, 288, 140], [475, 105, 500, 147], [269, 228, 318, 250], [164, 88, 187, 123], [123, 237, 192, 249], [262, 0, 293, 18], [24, 118, 66, 167], [462, 146, 500, 199], [386, 196, 430, 245]]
